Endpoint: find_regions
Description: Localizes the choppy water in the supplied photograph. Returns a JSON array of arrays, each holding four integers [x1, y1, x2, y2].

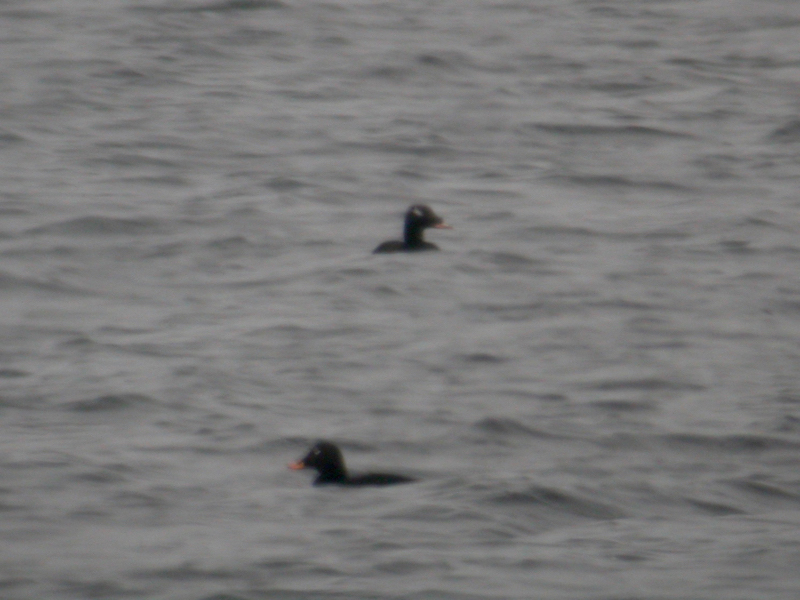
[[2, 1, 800, 598]]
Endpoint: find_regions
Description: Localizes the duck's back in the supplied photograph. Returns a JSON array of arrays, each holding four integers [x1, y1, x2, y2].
[[373, 240, 439, 254], [373, 240, 405, 254]]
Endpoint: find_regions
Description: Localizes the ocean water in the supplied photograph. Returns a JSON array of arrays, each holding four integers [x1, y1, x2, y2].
[[2, 0, 800, 599]]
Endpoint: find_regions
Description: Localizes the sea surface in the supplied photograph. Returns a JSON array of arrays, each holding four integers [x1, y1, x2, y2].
[[2, 1, 800, 599]]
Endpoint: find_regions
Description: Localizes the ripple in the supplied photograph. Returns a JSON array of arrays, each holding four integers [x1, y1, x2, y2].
[[488, 485, 624, 519], [547, 173, 694, 191], [26, 216, 164, 237], [587, 377, 706, 393], [132, 0, 286, 13], [0, 368, 28, 378], [470, 250, 555, 274], [131, 562, 247, 581], [471, 416, 557, 439], [529, 122, 697, 139], [457, 353, 507, 364], [728, 477, 800, 502], [767, 119, 800, 143], [662, 433, 800, 453], [0, 270, 89, 294], [684, 497, 745, 516], [64, 393, 157, 413], [0, 129, 25, 146], [590, 399, 654, 413]]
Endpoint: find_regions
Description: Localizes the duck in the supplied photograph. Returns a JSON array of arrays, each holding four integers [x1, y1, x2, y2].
[[373, 204, 451, 253], [288, 440, 415, 486]]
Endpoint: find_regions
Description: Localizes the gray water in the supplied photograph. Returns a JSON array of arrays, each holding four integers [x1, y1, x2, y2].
[[2, 1, 800, 598]]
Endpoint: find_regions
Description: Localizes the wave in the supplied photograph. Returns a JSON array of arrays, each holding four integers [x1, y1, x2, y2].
[[528, 122, 697, 139], [471, 416, 561, 440], [0, 269, 89, 295], [131, 0, 285, 13], [586, 377, 706, 393], [64, 393, 157, 413], [767, 119, 800, 143], [26, 216, 165, 236], [488, 484, 624, 519], [661, 432, 800, 453], [545, 173, 694, 191]]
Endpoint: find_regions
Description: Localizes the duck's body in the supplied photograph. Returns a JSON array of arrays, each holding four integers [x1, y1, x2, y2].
[[373, 239, 440, 253], [288, 440, 415, 487], [373, 205, 450, 254]]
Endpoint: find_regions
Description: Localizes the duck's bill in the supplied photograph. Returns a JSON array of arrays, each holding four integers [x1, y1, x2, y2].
[[433, 222, 452, 229], [287, 461, 306, 470]]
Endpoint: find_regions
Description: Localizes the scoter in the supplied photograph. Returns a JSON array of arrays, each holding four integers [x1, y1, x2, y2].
[[373, 204, 451, 253], [288, 440, 415, 486]]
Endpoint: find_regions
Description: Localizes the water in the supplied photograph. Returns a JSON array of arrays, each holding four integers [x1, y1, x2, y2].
[[1, 0, 800, 598]]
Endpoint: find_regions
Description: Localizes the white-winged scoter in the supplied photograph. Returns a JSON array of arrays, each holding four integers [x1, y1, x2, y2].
[[373, 204, 451, 253], [288, 440, 415, 486]]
